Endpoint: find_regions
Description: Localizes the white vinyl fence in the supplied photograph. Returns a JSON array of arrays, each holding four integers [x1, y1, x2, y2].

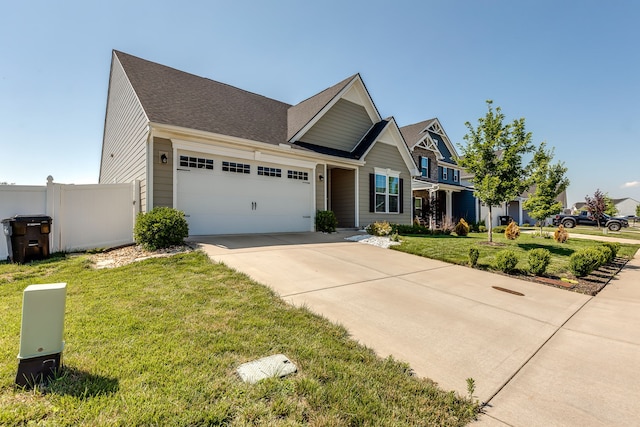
[[1, 177, 139, 260]]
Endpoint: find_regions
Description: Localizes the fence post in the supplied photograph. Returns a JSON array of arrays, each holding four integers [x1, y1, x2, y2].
[[45, 176, 61, 253]]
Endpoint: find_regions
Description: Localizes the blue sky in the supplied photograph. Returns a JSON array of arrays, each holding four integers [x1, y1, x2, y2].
[[1, 0, 638, 206]]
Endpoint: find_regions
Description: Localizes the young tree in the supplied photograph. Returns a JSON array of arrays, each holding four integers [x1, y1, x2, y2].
[[604, 195, 618, 216], [585, 189, 607, 228], [522, 143, 570, 235], [458, 100, 534, 242]]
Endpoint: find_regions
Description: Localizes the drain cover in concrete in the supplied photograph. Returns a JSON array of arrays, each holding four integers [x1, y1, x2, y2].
[[237, 354, 297, 384]]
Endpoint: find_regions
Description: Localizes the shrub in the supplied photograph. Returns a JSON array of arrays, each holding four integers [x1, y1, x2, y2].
[[594, 245, 614, 264], [569, 247, 606, 277], [504, 221, 520, 240], [366, 221, 392, 236], [528, 248, 551, 276], [494, 250, 519, 273], [391, 224, 431, 235], [315, 210, 338, 233], [554, 225, 569, 243], [468, 247, 479, 267], [492, 225, 506, 234], [522, 222, 531, 227], [602, 242, 620, 259], [478, 225, 487, 233], [134, 207, 189, 251], [454, 218, 470, 236]]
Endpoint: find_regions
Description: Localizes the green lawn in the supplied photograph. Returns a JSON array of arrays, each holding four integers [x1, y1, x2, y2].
[[0, 252, 477, 426], [394, 232, 640, 278], [530, 226, 640, 241]]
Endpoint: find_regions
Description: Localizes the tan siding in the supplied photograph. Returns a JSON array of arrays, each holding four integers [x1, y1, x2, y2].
[[153, 137, 174, 207], [315, 167, 326, 211], [359, 142, 412, 226], [330, 169, 355, 227], [300, 99, 373, 152], [100, 55, 149, 210]]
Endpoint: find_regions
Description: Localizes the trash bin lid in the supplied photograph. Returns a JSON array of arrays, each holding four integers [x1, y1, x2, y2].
[[3, 215, 52, 223]]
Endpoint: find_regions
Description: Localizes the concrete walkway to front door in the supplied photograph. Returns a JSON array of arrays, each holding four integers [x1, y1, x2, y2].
[[190, 232, 640, 426]]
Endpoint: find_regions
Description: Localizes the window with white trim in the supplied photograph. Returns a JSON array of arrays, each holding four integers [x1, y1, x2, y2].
[[222, 161, 250, 174], [453, 169, 459, 182], [414, 197, 422, 210], [421, 157, 429, 177], [442, 167, 448, 180], [179, 155, 214, 170], [258, 166, 282, 177], [287, 170, 308, 181], [375, 170, 400, 213]]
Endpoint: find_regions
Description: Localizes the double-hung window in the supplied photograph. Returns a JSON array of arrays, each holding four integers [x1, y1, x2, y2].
[[453, 169, 459, 182], [442, 167, 448, 181], [374, 169, 400, 214], [421, 157, 429, 178]]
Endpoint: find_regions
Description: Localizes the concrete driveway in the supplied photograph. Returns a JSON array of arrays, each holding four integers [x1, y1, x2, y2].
[[190, 232, 640, 426]]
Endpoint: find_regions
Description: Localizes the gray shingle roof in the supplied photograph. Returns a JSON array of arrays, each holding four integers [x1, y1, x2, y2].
[[398, 118, 437, 147], [115, 51, 291, 145]]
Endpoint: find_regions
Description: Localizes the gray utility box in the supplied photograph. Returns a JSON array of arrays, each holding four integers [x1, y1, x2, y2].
[[2, 215, 52, 263], [16, 283, 67, 387]]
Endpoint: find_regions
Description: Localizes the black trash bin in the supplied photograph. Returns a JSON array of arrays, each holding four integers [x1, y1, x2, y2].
[[499, 215, 512, 226], [2, 215, 52, 263]]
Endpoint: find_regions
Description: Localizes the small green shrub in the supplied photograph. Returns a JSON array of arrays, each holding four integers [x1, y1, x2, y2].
[[528, 248, 551, 276], [366, 221, 392, 236], [594, 245, 613, 264], [492, 225, 506, 234], [478, 225, 487, 233], [315, 210, 338, 233], [505, 221, 520, 240], [569, 247, 606, 277], [554, 225, 569, 243], [522, 223, 531, 227], [494, 250, 519, 273], [602, 242, 620, 260], [134, 207, 189, 251], [468, 247, 479, 267], [391, 224, 431, 235], [454, 218, 470, 236]]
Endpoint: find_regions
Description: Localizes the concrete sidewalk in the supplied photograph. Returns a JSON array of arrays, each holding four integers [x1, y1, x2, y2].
[[192, 232, 640, 426], [476, 249, 640, 426]]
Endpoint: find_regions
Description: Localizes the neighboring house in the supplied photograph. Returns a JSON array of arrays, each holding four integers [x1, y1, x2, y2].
[[100, 51, 417, 235], [474, 188, 568, 227], [572, 197, 640, 217], [400, 118, 476, 225]]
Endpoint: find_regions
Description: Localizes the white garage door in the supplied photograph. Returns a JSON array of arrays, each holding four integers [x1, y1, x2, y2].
[[176, 154, 313, 235]]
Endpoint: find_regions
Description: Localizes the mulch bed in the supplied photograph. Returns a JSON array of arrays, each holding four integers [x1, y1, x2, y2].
[[526, 257, 629, 295]]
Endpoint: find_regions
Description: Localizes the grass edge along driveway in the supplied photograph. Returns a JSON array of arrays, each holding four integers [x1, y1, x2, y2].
[[0, 252, 478, 426], [393, 232, 640, 282]]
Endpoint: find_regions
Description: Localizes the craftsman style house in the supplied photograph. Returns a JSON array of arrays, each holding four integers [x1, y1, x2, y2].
[[99, 51, 418, 235], [400, 118, 476, 226]]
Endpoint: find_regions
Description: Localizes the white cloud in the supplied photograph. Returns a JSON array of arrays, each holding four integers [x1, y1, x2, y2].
[[622, 181, 640, 188]]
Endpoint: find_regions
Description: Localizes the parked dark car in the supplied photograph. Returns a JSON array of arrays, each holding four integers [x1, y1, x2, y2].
[[552, 211, 629, 231]]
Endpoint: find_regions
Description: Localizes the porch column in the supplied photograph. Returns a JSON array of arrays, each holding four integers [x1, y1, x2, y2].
[[445, 190, 452, 220], [429, 189, 437, 229], [518, 198, 523, 224]]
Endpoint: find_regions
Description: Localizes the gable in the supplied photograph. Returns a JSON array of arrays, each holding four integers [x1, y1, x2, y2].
[[298, 98, 374, 152]]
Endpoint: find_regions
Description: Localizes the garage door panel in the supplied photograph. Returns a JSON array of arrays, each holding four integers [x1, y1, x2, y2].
[[176, 157, 313, 235]]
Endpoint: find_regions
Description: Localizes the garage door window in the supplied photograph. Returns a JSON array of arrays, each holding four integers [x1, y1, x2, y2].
[[258, 166, 282, 177], [222, 161, 250, 174], [287, 170, 308, 181], [180, 156, 214, 170]]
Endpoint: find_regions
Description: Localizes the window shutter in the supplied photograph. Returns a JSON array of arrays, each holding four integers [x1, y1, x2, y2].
[[369, 173, 375, 212], [399, 178, 404, 214], [418, 156, 423, 176]]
